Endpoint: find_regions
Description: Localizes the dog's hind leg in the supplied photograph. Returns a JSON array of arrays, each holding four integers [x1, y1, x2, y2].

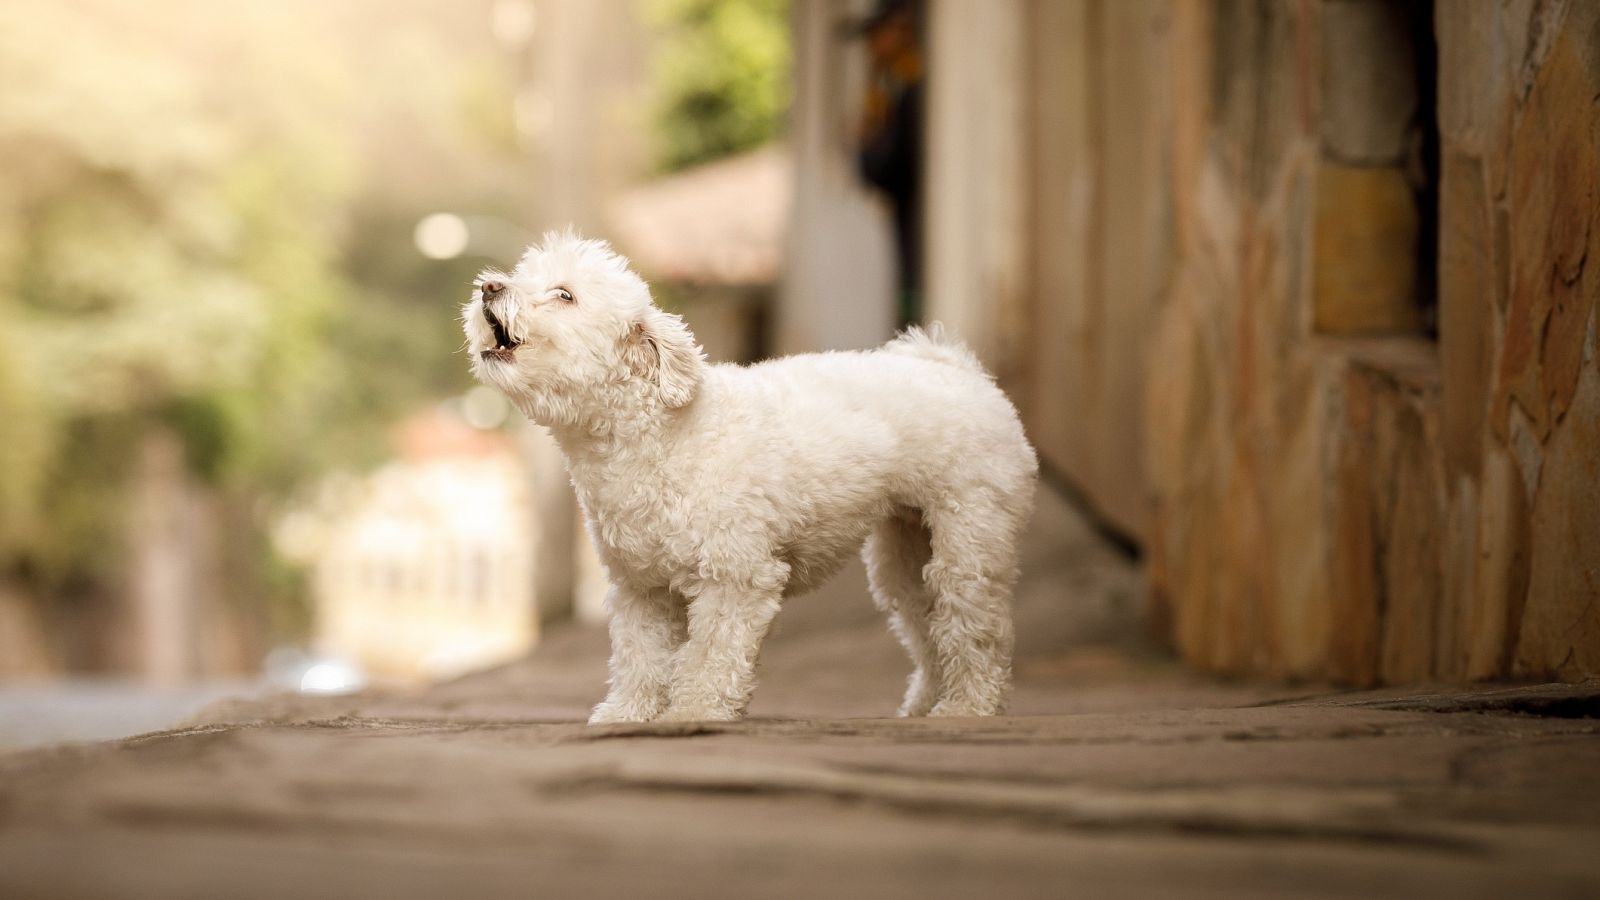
[[863, 510, 940, 716], [920, 490, 1027, 716]]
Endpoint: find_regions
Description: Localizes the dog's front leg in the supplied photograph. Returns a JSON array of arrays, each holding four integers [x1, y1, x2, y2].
[[589, 584, 683, 724], [658, 577, 784, 722]]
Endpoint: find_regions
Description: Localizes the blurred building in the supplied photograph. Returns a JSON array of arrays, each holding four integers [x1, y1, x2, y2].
[[784, 0, 1599, 684], [295, 409, 536, 683], [611, 144, 790, 363], [439, 0, 1597, 689]]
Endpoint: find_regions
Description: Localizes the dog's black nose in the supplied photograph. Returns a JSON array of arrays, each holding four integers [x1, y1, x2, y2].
[[480, 280, 505, 298]]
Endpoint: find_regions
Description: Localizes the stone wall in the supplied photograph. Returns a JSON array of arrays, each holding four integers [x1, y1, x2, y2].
[[1017, 0, 1173, 538], [1438, 1, 1600, 681], [1143, 0, 1600, 684], [924, 0, 1173, 538], [900, 0, 1596, 684]]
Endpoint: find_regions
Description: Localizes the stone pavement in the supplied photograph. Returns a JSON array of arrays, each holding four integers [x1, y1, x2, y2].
[[2, 489, 1598, 898]]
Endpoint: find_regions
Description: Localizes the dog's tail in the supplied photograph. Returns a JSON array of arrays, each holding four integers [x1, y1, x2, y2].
[[883, 323, 990, 377]]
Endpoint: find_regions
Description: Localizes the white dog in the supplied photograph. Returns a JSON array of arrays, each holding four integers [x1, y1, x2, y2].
[[464, 233, 1037, 722]]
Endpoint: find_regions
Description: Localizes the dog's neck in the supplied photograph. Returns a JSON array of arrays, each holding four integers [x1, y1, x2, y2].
[[543, 384, 685, 531], [516, 376, 675, 471]]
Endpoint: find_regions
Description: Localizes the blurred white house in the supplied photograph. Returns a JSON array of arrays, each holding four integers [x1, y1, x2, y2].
[[278, 399, 537, 684]]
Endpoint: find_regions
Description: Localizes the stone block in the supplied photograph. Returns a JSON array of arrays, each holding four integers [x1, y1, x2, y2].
[[1435, 0, 1513, 182], [1208, 0, 1308, 201], [1375, 385, 1445, 684], [1435, 479, 1478, 680], [1516, 353, 1600, 681], [1267, 358, 1336, 677], [1313, 163, 1424, 335], [1319, 0, 1419, 165], [1437, 151, 1491, 479], [1494, 33, 1600, 439], [1520, 35, 1599, 425], [1325, 341, 1443, 684], [1328, 361, 1381, 685]]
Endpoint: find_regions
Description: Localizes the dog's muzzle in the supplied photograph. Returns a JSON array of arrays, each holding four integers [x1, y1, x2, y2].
[[480, 295, 520, 362]]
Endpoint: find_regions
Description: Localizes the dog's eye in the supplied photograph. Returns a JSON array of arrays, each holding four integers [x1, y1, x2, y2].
[[555, 288, 574, 303]]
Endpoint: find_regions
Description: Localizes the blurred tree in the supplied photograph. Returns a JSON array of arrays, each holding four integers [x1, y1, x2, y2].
[[0, 0, 535, 667], [648, 0, 790, 172]]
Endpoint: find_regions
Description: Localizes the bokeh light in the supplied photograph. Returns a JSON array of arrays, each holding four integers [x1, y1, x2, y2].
[[414, 213, 471, 260]]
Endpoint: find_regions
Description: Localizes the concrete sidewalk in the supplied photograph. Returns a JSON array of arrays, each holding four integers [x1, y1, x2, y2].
[[0, 680, 265, 751], [2, 490, 1597, 898]]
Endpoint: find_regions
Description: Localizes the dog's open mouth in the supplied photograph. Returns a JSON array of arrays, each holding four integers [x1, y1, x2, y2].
[[480, 305, 520, 361]]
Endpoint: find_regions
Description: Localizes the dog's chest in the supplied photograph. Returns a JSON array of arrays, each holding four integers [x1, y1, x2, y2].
[[574, 479, 697, 583]]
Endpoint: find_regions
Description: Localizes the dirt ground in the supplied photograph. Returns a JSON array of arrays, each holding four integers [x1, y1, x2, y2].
[[3, 489, 1598, 899]]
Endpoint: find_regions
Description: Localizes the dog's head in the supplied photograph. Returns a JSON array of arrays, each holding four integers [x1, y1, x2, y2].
[[463, 232, 705, 426]]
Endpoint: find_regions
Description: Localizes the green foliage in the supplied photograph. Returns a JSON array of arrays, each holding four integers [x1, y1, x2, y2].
[[648, 0, 790, 171], [0, 0, 529, 638], [0, 2, 349, 591]]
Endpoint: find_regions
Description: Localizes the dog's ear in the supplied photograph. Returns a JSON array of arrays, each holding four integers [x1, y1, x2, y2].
[[624, 307, 705, 408]]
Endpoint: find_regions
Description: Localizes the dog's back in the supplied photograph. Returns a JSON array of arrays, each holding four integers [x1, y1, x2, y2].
[[880, 324, 989, 375]]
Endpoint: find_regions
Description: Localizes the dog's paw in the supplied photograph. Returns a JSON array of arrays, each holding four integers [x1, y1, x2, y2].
[[898, 672, 939, 717], [587, 701, 662, 725], [927, 699, 1003, 718], [654, 704, 742, 724]]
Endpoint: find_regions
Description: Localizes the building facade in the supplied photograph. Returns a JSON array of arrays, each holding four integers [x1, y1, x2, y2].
[[789, 0, 1600, 684], [298, 411, 536, 683]]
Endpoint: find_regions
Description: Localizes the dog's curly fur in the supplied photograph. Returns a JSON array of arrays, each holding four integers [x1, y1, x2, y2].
[[465, 233, 1038, 722]]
